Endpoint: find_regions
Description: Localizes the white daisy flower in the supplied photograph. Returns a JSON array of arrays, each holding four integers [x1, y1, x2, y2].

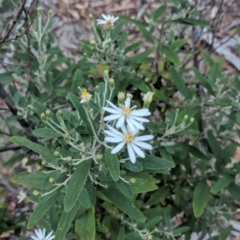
[[80, 88, 92, 104], [17, 190, 27, 203], [104, 124, 153, 164], [103, 97, 151, 132], [31, 228, 54, 240], [143, 92, 154, 106], [96, 14, 119, 29]]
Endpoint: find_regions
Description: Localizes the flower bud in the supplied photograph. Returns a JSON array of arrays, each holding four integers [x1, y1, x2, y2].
[[118, 92, 125, 103], [147, 235, 153, 240], [89, 13, 93, 20], [143, 92, 154, 107], [109, 78, 114, 88], [66, 156, 72, 164], [95, 85, 100, 93], [63, 134, 70, 141], [184, 115, 188, 120], [126, 93, 133, 99], [90, 40, 96, 45], [46, 109, 51, 117], [49, 178, 55, 184], [190, 117, 194, 123], [41, 160, 48, 166], [48, 10, 53, 16], [33, 190, 41, 196], [57, 110, 63, 116], [54, 151, 61, 158], [104, 70, 109, 81], [96, 154, 103, 161], [130, 178, 136, 183], [40, 113, 47, 121], [37, 7, 42, 13]]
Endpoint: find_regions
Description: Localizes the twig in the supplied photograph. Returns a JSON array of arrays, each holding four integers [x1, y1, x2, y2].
[[0, 0, 27, 45], [0, 143, 21, 152]]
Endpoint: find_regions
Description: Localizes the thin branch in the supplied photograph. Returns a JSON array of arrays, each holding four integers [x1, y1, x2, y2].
[[0, 0, 27, 45], [0, 144, 21, 152]]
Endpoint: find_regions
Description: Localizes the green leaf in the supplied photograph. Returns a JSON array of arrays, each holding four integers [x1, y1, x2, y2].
[[124, 161, 143, 172], [75, 207, 95, 240], [202, 50, 214, 67], [172, 226, 190, 235], [192, 67, 215, 95], [146, 186, 169, 205], [71, 69, 84, 93], [207, 131, 223, 161], [117, 226, 126, 240], [11, 136, 57, 164], [193, 180, 209, 218], [104, 149, 120, 181], [131, 178, 158, 194], [152, 5, 167, 21], [27, 189, 61, 228], [138, 154, 175, 172], [64, 160, 91, 212], [55, 203, 79, 240], [116, 179, 134, 199], [131, 76, 150, 92], [0, 72, 14, 83], [168, 39, 188, 50], [128, 48, 155, 63], [32, 99, 48, 117], [210, 175, 233, 194], [78, 187, 91, 209], [33, 128, 62, 138], [54, 64, 76, 85], [11, 172, 46, 189], [172, 18, 210, 27], [100, 183, 145, 222], [162, 47, 181, 66], [227, 183, 240, 202], [170, 67, 189, 98]]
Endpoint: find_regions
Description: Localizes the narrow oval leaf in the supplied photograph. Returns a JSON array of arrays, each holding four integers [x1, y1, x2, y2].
[[210, 175, 233, 194], [162, 47, 181, 66], [104, 149, 120, 181], [193, 180, 209, 218], [11, 172, 46, 189], [75, 207, 96, 240], [138, 154, 175, 171], [10, 136, 57, 164], [78, 187, 91, 208], [170, 67, 189, 98], [227, 183, 240, 202], [55, 203, 79, 240], [153, 5, 167, 21], [116, 179, 134, 199], [131, 178, 158, 194], [33, 128, 62, 138], [27, 189, 61, 229], [100, 184, 144, 222], [64, 160, 91, 212]]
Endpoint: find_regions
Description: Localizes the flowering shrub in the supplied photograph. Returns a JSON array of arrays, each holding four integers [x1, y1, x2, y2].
[[1, 1, 240, 240]]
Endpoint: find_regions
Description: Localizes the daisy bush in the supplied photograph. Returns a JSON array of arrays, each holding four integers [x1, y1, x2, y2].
[[1, 1, 240, 239]]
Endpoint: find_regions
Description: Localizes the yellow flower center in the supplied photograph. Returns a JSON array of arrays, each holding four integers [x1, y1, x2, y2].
[[81, 89, 90, 99], [124, 133, 134, 143], [106, 20, 113, 29], [122, 107, 131, 116]]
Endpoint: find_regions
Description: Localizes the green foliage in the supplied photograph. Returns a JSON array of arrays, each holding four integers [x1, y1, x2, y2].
[[1, 1, 240, 239]]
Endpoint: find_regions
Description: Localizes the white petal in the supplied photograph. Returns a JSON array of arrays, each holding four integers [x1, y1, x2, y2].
[[107, 125, 123, 137], [135, 135, 153, 141], [104, 130, 118, 137], [111, 142, 125, 154], [104, 114, 121, 121], [134, 141, 153, 150], [102, 14, 108, 20], [113, 16, 119, 22], [127, 144, 136, 163], [96, 20, 106, 25], [131, 108, 151, 117], [116, 116, 125, 128], [126, 118, 136, 132], [120, 124, 128, 134], [103, 107, 121, 114], [129, 117, 145, 130], [31, 237, 38, 240], [35, 229, 42, 238], [106, 100, 120, 111], [124, 97, 131, 107], [131, 143, 145, 158], [131, 115, 150, 122], [105, 136, 123, 143], [46, 231, 54, 240]]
